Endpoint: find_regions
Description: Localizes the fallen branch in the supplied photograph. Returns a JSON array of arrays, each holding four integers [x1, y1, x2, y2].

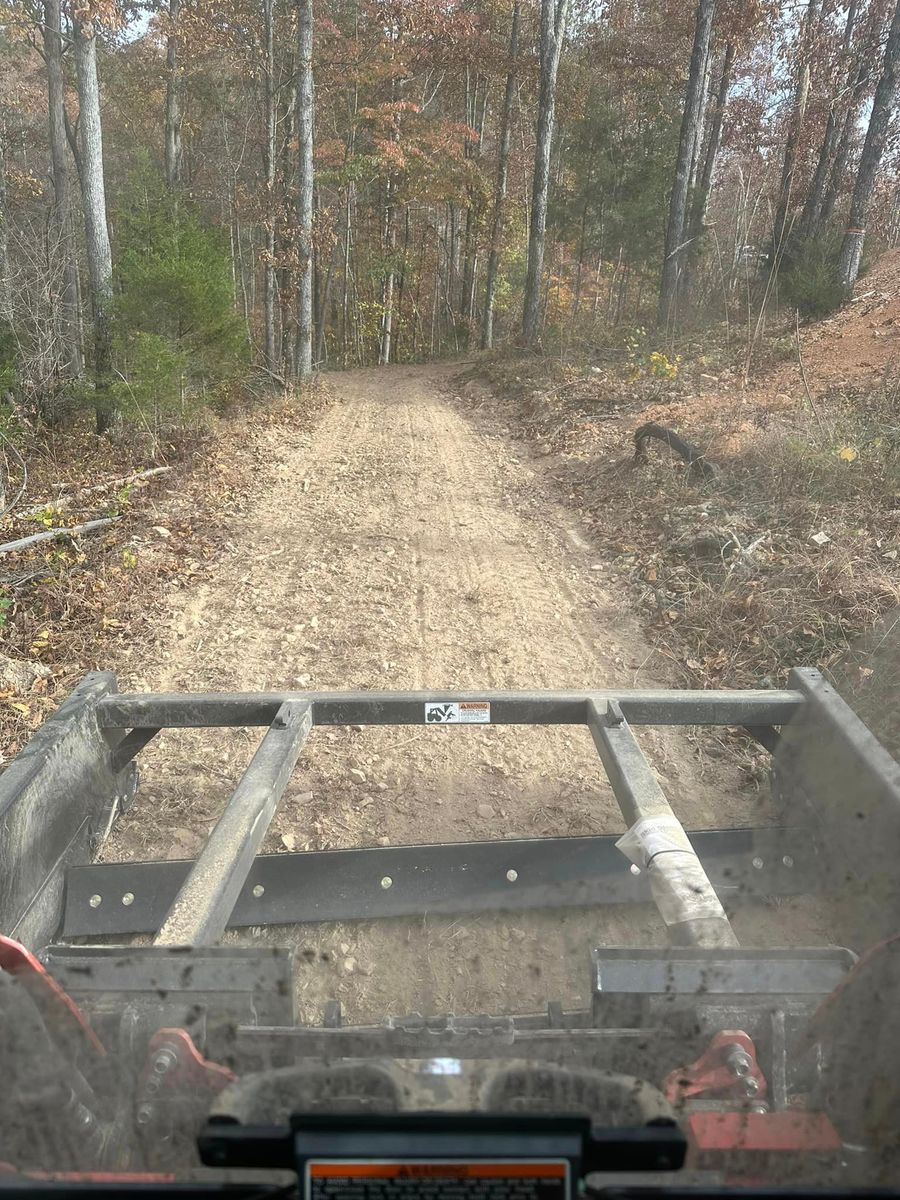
[[17, 466, 172, 519], [0, 517, 120, 555], [633, 422, 717, 481]]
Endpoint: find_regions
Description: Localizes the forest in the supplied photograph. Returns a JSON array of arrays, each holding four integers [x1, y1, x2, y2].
[[0, 0, 898, 746], [0, 0, 899, 442]]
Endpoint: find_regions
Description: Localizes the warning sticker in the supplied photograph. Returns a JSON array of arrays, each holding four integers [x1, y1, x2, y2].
[[307, 1160, 568, 1200], [424, 702, 491, 724]]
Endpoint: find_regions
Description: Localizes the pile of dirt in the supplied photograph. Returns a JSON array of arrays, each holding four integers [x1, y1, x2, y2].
[[785, 247, 900, 396]]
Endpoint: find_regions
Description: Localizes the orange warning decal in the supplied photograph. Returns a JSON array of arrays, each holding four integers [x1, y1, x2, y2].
[[309, 1161, 567, 1179]]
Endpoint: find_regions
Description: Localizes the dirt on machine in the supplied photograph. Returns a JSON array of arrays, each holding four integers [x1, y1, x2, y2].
[[0, 666, 899, 1191]]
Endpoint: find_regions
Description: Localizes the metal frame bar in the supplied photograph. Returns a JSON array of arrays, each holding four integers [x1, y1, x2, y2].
[[96, 688, 803, 730], [5, 668, 896, 958], [0, 672, 128, 948], [110, 727, 160, 772], [587, 700, 738, 949], [91, 686, 803, 950], [155, 701, 312, 945], [61, 827, 814, 938]]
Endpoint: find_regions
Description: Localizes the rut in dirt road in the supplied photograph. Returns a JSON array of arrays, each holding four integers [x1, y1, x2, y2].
[[107, 365, 828, 1021]]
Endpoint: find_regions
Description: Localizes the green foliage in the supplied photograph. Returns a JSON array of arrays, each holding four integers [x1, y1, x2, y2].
[[0, 322, 17, 398], [624, 326, 682, 380], [779, 234, 848, 319], [111, 332, 190, 430], [113, 166, 248, 428], [551, 77, 679, 273]]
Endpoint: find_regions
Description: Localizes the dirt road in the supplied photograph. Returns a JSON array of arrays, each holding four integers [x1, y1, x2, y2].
[[106, 365, 828, 1021]]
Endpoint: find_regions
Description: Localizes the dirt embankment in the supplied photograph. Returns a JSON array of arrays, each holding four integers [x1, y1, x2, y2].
[[99, 364, 825, 1023], [472, 251, 900, 719]]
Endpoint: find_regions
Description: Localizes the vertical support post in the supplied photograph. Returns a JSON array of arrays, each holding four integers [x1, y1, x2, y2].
[[587, 700, 739, 949], [155, 701, 312, 946]]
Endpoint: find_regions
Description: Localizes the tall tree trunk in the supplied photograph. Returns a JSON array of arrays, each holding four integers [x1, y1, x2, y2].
[[379, 178, 396, 364], [772, 0, 819, 254], [799, 0, 859, 242], [295, 0, 314, 378], [262, 0, 277, 370], [164, 0, 183, 186], [460, 72, 486, 328], [0, 124, 12, 326], [482, 0, 520, 350], [838, 0, 900, 289], [682, 40, 734, 297], [73, 16, 114, 434], [818, 56, 870, 231], [657, 0, 717, 328], [522, 0, 570, 345], [42, 0, 81, 375], [278, 64, 296, 377], [340, 183, 352, 365], [685, 34, 713, 211], [315, 230, 339, 365], [692, 42, 734, 237]]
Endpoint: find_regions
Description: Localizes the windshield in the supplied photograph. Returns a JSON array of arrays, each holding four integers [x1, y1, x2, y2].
[[0, 0, 899, 1190]]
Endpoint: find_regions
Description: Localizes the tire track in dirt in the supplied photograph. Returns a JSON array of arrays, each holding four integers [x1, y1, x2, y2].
[[105, 364, 830, 1023]]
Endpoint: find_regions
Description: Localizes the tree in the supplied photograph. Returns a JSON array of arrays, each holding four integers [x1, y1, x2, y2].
[[164, 0, 183, 187], [798, 0, 860, 243], [818, 55, 872, 233], [262, 0, 277, 371], [296, 0, 314, 378], [772, 0, 819, 255], [837, 0, 900, 289], [482, 0, 520, 351], [41, 0, 81, 373], [0, 121, 11, 326], [522, 0, 570, 345], [657, 0, 717, 328], [685, 40, 735, 283], [72, 7, 115, 432]]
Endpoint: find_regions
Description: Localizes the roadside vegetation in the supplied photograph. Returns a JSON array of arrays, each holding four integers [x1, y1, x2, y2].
[[471, 333, 900, 753], [1, 0, 899, 758]]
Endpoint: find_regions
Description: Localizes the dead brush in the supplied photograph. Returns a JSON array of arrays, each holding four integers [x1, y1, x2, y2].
[[476, 353, 900, 697], [656, 542, 900, 689]]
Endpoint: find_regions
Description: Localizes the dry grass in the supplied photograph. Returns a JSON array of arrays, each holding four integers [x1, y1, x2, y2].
[[0, 386, 328, 766], [470, 354, 900, 697]]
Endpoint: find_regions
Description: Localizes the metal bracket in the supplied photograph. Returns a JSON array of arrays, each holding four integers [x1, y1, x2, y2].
[[62, 827, 815, 938]]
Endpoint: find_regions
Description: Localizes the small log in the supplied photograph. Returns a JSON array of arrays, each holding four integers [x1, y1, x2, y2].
[[0, 517, 120, 555], [17, 466, 172, 519]]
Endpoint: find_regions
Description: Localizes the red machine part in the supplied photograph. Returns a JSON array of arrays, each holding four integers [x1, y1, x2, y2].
[[0, 934, 105, 1057], [664, 1030, 767, 1105], [686, 1111, 842, 1154], [138, 1027, 236, 1108]]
